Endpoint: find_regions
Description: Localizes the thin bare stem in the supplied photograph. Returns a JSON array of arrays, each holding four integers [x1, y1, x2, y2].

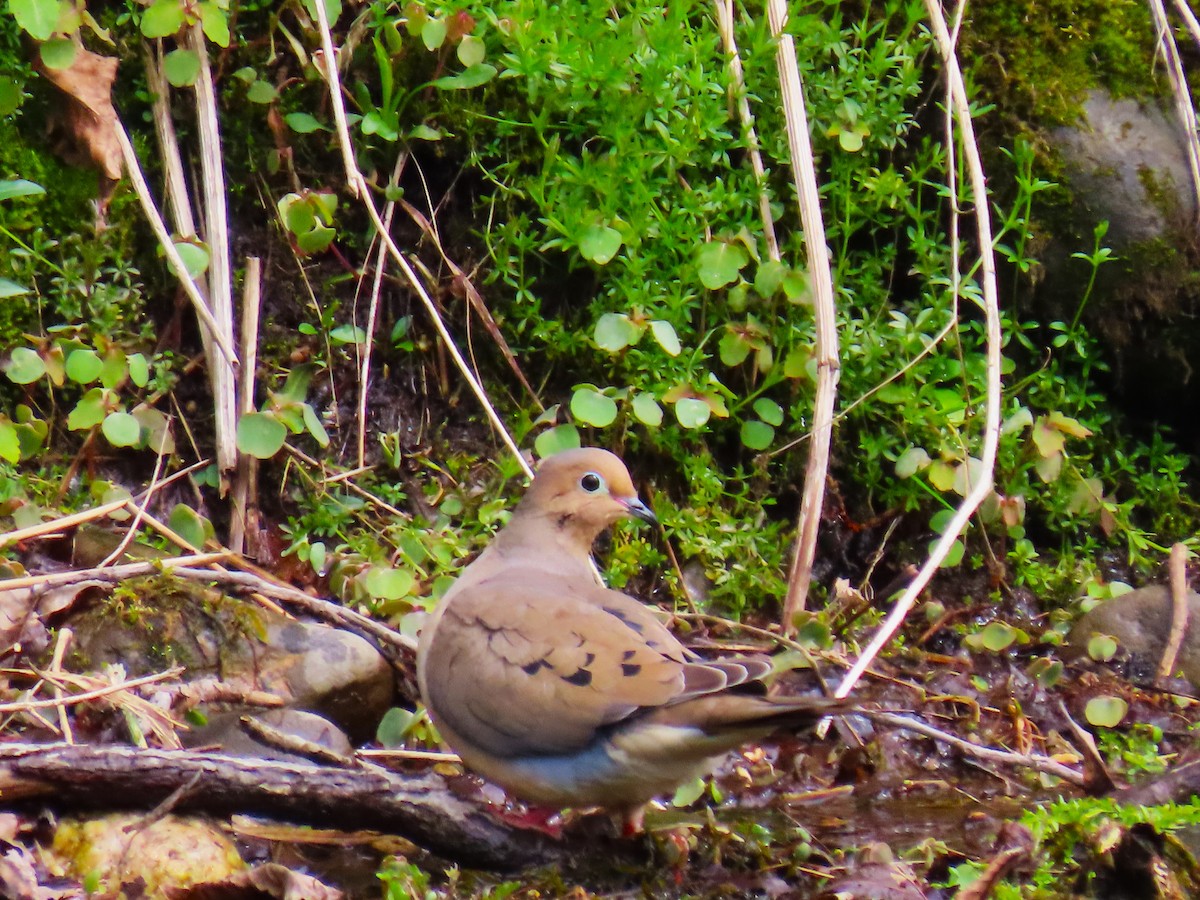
[[357, 151, 406, 468], [229, 256, 263, 554], [0, 667, 184, 715], [0, 553, 229, 592], [766, 0, 840, 629], [837, 0, 1003, 698], [869, 712, 1085, 786], [143, 44, 197, 234], [0, 499, 128, 550], [48, 627, 73, 743], [111, 119, 237, 365], [98, 445, 167, 567], [714, 0, 779, 260], [1149, 0, 1200, 222], [1159, 542, 1190, 681], [309, 2, 532, 480], [186, 24, 239, 478], [1173, 0, 1200, 47]]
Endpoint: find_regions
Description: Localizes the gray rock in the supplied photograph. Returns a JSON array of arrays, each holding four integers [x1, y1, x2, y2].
[[1068, 584, 1200, 686], [1040, 89, 1200, 440], [70, 577, 393, 741], [187, 708, 354, 764], [1052, 90, 1196, 246]]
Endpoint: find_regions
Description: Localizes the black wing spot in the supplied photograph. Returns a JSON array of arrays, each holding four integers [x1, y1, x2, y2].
[[621, 663, 642, 677], [603, 606, 645, 634], [622, 649, 636, 661], [522, 658, 551, 676], [562, 668, 593, 687]]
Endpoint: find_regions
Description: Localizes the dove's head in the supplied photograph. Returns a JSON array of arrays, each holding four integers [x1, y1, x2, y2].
[[518, 448, 657, 543]]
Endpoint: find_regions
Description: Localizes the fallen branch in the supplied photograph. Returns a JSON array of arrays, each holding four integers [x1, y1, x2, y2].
[[0, 743, 559, 869], [868, 712, 1085, 787]]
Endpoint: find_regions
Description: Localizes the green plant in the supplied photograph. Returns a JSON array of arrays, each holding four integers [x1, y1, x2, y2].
[[947, 796, 1200, 896]]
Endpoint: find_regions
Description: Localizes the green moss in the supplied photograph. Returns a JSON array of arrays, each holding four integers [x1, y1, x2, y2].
[[963, 0, 1160, 125], [0, 121, 101, 230]]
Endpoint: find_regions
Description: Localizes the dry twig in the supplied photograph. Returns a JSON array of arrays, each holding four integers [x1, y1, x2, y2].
[[713, 0, 779, 260], [310, 4, 531, 479], [1149, 0, 1200, 222], [837, 0, 1003, 698], [1159, 541, 1191, 682], [765, 0, 840, 629], [0, 499, 129, 550]]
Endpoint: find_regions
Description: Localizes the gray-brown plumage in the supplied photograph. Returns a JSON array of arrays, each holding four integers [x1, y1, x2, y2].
[[416, 447, 842, 830]]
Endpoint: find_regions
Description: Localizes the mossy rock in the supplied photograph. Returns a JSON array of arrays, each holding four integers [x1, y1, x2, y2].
[[67, 575, 394, 741]]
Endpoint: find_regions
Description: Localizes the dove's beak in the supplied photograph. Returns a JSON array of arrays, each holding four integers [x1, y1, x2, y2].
[[620, 496, 658, 525]]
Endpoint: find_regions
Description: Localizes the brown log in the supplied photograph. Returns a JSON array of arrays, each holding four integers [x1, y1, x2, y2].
[[0, 742, 558, 869]]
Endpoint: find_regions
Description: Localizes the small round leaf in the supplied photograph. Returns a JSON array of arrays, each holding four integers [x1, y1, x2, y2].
[[376, 706, 419, 748], [102, 412, 142, 448], [594, 313, 641, 352], [173, 241, 211, 278], [895, 447, 932, 479], [6, 347, 45, 384], [0, 420, 19, 463], [649, 320, 681, 356], [301, 403, 330, 447], [285, 112, 323, 134], [127, 353, 150, 388], [1084, 695, 1128, 728], [421, 17, 447, 49], [740, 419, 774, 450], [168, 503, 213, 550], [534, 424, 581, 458], [695, 241, 748, 290], [10, 0, 60, 40], [236, 412, 287, 459], [674, 397, 711, 429], [39, 39, 77, 71], [578, 224, 622, 265], [67, 389, 108, 430], [631, 393, 663, 427], [570, 388, 618, 428], [141, 0, 186, 38], [457, 34, 486, 67], [752, 397, 784, 427], [365, 566, 416, 601], [1087, 633, 1119, 662], [163, 49, 201, 86], [65, 349, 104, 385], [247, 80, 279, 104], [978, 621, 1017, 652]]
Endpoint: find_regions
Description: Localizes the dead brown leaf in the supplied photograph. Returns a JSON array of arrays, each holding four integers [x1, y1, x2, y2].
[[165, 863, 345, 900], [34, 45, 122, 212]]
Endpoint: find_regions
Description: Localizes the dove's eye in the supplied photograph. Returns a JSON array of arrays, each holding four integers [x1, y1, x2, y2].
[[580, 472, 604, 493]]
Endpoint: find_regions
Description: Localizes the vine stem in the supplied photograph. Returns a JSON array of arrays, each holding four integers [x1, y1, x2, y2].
[[836, 0, 1003, 698], [310, 4, 531, 480]]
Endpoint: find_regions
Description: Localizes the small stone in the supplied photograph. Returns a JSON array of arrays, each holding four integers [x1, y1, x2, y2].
[[1068, 585, 1200, 686]]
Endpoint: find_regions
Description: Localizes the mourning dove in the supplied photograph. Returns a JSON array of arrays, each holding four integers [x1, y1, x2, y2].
[[417, 447, 843, 831]]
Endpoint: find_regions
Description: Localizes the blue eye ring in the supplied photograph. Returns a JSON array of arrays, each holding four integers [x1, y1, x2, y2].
[[580, 472, 604, 493]]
